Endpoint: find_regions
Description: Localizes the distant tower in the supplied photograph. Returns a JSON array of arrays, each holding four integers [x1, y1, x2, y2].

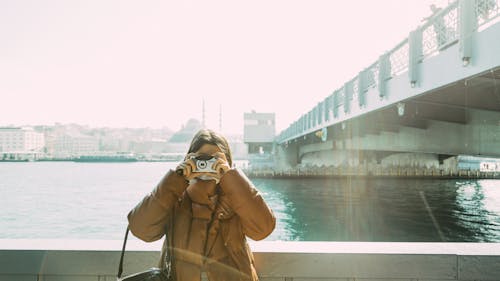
[[202, 98, 206, 128]]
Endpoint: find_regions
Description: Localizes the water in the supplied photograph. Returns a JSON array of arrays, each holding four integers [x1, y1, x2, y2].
[[1, 162, 500, 242]]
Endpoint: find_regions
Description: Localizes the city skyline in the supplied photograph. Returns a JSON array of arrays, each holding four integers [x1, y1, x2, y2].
[[0, 106, 242, 134], [1, 0, 449, 134]]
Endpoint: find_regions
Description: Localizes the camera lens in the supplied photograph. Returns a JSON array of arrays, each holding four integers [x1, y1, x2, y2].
[[197, 160, 207, 169]]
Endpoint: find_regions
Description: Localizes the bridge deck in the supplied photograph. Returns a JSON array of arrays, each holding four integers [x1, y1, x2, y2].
[[277, 0, 500, 153]]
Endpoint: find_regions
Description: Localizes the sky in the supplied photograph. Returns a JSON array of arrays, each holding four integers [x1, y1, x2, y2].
[[0, 0, 450, 134]]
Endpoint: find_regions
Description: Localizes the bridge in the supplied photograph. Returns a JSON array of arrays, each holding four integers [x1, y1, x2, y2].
[[275, 0, 500, 173]]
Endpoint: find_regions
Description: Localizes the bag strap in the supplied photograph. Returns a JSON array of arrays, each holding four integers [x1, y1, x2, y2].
[[117, 226, 170, 279], [117, 204, 177, 279], [117, 226, 130, 279], [158, 229, 169, 269], [159, 206, 176, 277]]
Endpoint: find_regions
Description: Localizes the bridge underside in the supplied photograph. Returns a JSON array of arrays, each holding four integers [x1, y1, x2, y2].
[[279, 67, 500, 169]]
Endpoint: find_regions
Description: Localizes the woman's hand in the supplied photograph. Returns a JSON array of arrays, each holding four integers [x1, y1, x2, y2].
[[212, 152, 231, 179], [175, 153, 201, 181], [176, 152, 231, 182]]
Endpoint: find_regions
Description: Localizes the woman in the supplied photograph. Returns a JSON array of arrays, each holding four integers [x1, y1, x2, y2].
[[128, 129, 276, 281]]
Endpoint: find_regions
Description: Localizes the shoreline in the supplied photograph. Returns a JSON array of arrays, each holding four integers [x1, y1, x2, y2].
[[1, 160, 498, 179], [245, 169, 500, 180]]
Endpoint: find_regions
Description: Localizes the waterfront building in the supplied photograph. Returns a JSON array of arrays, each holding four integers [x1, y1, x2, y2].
[[244, 111, 275, 169], [244, 111, 275, 154], [226, 134, 248, 161], [53, 133, 99, 157], [457, 155, 500, 172], [0, 127, 45, 160], [0, 127, 45, 152]]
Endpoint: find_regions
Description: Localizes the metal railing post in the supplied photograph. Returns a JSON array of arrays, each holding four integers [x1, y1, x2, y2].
[[378, 53, 391, 98], [333, 90, 339, 118], [358, 71, 366, 107], [309, 111, 313, 130], [408, 28, 423, 87], [313, 106, 318, 127], [328, 95, 334, 120], [304, 113, 309, 132], [459, 0, 476, 65], [318, 101, 324, 125], [344, 81, 353, 114], [324, 96, 330, 123], [321, 100, 326, 124]]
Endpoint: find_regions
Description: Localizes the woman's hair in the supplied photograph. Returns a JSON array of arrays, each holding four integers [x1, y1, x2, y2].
[[187, 129, 233, 167]]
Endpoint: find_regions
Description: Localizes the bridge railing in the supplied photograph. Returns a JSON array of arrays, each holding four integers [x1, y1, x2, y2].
[[389, 39, 410, 77], [277, 0, 500, 144], [421, 2, 460, 59], [477, 0, 500, 28]]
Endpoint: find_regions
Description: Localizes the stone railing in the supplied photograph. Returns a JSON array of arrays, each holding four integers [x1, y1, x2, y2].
[[1, 240, 500, 280]]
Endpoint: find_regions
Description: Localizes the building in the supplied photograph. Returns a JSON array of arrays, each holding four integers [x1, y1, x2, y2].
[[0, 127, 45, 160], [53, 134, 99, 157], [0, 127, 45, 152], [168, 119, 202, 144], [457, 155, 500, 172], [243, 111, 275, 154], [243, 111, 275, 169]]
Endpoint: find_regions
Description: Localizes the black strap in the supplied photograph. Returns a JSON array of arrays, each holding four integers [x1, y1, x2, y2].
[[117, 226, 130, 278], [167, 206, 176, 278], [117, 220, 174, 279], [117, 204, 176, 279]]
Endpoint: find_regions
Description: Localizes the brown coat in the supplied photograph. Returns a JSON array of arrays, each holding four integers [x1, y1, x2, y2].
[[128, 168, 276, 281]]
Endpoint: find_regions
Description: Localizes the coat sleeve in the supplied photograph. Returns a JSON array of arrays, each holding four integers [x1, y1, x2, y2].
[[219, 168, 276, 241], [127, 169, 188, 242]]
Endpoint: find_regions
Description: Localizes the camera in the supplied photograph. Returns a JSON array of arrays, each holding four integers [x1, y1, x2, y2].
[[191, 154, 217, 173]]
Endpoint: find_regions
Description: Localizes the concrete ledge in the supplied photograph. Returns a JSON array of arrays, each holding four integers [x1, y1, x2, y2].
[[1, 240, 500, 281]]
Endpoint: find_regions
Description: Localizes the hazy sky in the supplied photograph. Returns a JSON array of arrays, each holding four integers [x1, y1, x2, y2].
[[1, 0, 449, 134]]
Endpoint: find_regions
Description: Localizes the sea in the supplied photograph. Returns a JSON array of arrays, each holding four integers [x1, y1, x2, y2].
[[1, 161, 500, 242]]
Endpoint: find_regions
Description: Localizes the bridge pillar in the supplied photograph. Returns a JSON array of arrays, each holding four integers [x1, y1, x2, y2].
[[276, 142, 300, 169]]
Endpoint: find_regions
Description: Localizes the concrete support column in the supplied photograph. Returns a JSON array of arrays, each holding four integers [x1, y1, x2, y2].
[[279, 142, 300, 167]]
